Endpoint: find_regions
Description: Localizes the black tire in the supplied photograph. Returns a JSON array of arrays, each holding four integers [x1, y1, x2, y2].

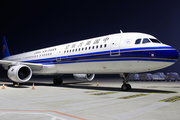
[[57, 78, 63, 84], [53, 78, 58, 85], [53, 78, 63, 85], [126, 84, 131, 90], [121, 84, 128, 91]]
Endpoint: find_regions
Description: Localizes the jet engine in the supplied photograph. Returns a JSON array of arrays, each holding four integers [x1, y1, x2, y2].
[[73, 74, 95, 81], [8, 65, 32, 83]]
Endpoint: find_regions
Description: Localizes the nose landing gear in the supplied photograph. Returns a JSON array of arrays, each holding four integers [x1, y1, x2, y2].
[[121, 83, 131, 91], [120, 73, 131, 91]]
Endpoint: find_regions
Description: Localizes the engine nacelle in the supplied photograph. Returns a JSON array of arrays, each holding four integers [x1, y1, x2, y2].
[[73, 74, 95, 81], [8, 65, 32, 83]]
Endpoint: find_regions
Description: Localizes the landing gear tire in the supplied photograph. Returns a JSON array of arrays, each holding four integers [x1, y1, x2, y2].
[[121, 84, 128, 91], [126, 84, 131, 90], [120, 73, 132, 91], [53, 78, 63, 85], [121, 84, 131, 91]]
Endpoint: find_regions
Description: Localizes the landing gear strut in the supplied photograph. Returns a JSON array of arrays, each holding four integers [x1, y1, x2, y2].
[[120, 73, 131, 91], [53, 77, 63, 85]]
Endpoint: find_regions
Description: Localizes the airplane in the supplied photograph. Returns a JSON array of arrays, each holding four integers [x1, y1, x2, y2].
[[0, 31, 179, 91]]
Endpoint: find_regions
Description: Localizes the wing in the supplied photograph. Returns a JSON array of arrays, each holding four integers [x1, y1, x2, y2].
[[0, 60, 43, 71]]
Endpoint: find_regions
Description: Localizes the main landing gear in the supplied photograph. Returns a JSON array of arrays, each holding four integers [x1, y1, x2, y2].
[[120, 73, 131, 91], [53, 77, 63, 85]]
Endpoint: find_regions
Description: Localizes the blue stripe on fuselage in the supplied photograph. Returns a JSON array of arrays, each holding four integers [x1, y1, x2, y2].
[[22, 46, 178, 64]]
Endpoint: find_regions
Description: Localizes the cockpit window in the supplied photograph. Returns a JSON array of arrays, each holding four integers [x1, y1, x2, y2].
[[149, 38, 161, 43], [142, 38, 150, 44], [135, 39, 141, 44], [135, 38, 161, 45]]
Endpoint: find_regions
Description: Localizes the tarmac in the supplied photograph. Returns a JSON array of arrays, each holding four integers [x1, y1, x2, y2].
[[0, 76, 180, 120]]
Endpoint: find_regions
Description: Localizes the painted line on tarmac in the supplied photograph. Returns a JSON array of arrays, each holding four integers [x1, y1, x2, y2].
[[84, 91, 100, 93], [89, 91, 120, 95], [160, 96, 180, 103], [150, 92, 180, 94], [0, 109, 87, 120], [0, 112, 66, 120], [118, 93, 150, 99]]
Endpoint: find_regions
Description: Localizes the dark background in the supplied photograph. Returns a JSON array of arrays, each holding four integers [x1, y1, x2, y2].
[[0, 0, 180, 77]]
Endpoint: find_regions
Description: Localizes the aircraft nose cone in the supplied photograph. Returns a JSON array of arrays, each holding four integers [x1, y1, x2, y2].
[[174, 49, 179, 61], [160, 46, 179, 63], [169, 47, 179, 62]]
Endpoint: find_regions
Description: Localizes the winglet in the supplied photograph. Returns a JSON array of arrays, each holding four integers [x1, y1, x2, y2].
[[2, 36, 10, 58]]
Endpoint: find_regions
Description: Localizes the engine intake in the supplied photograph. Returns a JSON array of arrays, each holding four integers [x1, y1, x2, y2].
[[8, 65, 32, 83], [73, 74, 95, 81]]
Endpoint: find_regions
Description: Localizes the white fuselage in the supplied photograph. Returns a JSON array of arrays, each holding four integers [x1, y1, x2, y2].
[[3, 32, 179, 75]]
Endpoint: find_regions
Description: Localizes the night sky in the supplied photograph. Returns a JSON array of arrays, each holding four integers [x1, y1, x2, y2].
[[1, 0, 180, 74]]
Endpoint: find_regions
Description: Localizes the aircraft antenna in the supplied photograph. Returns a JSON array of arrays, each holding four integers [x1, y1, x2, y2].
[[120, 30, 123, 33]]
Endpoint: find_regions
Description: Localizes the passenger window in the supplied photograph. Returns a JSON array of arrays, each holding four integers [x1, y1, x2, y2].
[[100, 45, 102, 48], [89, 47, 91, 50], [85, 47, 87, 50], [104, 44, 107, 48], [96, 45, 98, 49], [82, 48, 84, 51], [142, 38, 150, 44], [92, 46, 94, 49], [135, 39, 141, 44], [79, 48, 80, 51]]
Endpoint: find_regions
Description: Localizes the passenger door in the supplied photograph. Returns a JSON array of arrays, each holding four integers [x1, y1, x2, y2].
[[56, 47, 61, 62], [110, 35, 122, 56]]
